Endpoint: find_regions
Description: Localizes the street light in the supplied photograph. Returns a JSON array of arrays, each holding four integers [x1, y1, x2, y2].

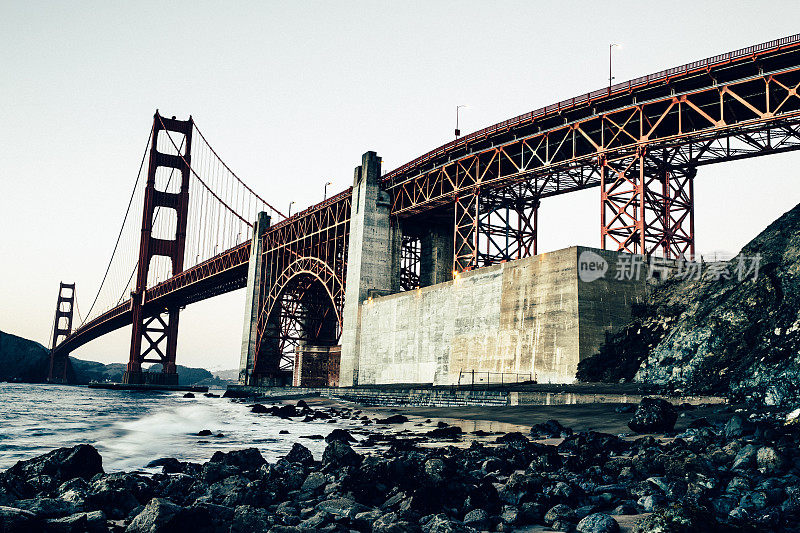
[[455, 104, 467, 138], [609, 43, 621, 91], [288, 201, 296, 217], [324, 181, 332, 200]]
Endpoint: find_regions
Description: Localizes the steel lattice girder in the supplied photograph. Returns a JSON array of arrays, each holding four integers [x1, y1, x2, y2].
[[385, 49, 800, 220], [398, 235, 421, 291], [252, 189, 352, 376]]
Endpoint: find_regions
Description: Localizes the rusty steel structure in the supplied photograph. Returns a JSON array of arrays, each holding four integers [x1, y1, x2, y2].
[[384, 33, 800, 265], [252, 190, 351, 380], [51, 34, 800, 382], [48, 282, 75, 383]]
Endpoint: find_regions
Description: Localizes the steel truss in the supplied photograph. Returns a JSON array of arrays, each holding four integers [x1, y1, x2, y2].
[[399, 234, 421, 291], [252, 190, 352, 379], [386, 43, 800, 263]]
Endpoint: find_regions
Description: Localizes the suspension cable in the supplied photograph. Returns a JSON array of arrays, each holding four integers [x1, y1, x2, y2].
[[81, 126, 153, 325], [193, 121, 286, 218], [158, 115, 253, 226]]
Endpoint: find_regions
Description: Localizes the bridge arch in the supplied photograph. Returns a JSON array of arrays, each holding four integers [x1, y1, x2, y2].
[[253, 257, 345, 376]]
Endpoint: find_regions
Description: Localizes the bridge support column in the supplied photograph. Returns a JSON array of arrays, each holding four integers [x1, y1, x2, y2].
[[420, 223, 453, 287], [340, 151, 392, 386], [48, 282, 75, 383], [124, 112, 193, 385], [601, 150, 695, 258], [239, 211, 271, 385]]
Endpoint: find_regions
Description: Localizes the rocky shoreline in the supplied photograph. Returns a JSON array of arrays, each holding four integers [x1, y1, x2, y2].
[[1, 398, 800, 532]]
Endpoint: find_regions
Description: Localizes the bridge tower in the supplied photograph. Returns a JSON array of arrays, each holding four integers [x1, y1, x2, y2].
[[124, 112, 193, 385], [48, 282, 75, 383]]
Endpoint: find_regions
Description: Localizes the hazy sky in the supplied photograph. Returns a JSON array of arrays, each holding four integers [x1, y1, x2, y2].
[[2, 1, 799, 371]]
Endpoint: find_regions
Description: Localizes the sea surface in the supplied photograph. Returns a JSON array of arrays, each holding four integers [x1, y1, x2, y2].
[[0, 383, 527, 473]]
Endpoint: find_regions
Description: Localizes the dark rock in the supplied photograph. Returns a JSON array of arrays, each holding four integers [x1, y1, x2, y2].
[[146, 458, 181, 472], [495, 432, 528, 444], [203, 393, 219, 398], [249, 404, 268, 413], [125, 498, 182, 533], [5, 445, 103, 492], [208, 448, 265, 472], [375, 414, 409, 424], [755, 446, 786, 474], [299, 434, 324, 440], [279, 430, 289, 434], [426, 426, 462, 439], [544, 504, 574, 525], [530, 419, 573, 438], [301, 472, 328, 493], [273, 405, 298, 419], [46, 511, 106, 533], [631, 502, 717, 533], [321, 441, 361, 469], [182, 393, 194, 398], [325, 428, 356, 443], [197, 429, 213, 436], [420, 513, 474, 532], [85, 473, 152, 520], [725, 416, 752, 439], [463, 508, 490, 530], [0, 506, 45, 533], [577, 513, 619, 533], [14, 498, 80, 518], [284, 443, 314, 466], [614, 405, 635, 414], [315, 497, 368, 518], [627, 398, 678, 434], [230, 505, 271, 533]]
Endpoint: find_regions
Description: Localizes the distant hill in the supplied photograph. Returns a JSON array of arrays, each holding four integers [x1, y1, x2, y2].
[[0, 330, 51, 382], [0, 330, 223, 386]]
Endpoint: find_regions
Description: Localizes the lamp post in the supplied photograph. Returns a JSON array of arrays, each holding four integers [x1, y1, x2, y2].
[[455, 104, 467, 138], [324, 181, 332, 200], [288, 201, 295, 217], [609, 43, 621, 92]]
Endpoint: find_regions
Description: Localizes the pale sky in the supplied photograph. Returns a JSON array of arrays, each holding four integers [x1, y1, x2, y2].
[[2, 1, 799, 371]]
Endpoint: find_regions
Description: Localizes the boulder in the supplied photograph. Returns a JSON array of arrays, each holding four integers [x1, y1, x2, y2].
[[321, 441, 361, 469], [315, 497, 368, 519], [124, 498, 182, 533], [208, 448, 266, 472], [46, 510, 106, 533], [544, 504, 574, 525], [463, 508, 490, 530], [375, 415, 409, 424], [0, 506, 45, 533], [577, 513, 620, 533], [228, 504, 271, 533], [5, 445, 103, 491], [325, 429, 356, 443], [284, 443, 314, 466], [627, 398, 678, 434]]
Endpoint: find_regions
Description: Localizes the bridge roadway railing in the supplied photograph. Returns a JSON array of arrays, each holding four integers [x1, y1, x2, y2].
[[382, 33, 800, 185]]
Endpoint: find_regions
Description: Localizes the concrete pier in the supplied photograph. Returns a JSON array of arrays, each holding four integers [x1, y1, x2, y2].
[[239, 211, 271, 385], [339, 152, 394, 386]]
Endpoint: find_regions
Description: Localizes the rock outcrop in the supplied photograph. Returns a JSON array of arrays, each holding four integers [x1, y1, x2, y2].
[[578, 202, 800, 407]]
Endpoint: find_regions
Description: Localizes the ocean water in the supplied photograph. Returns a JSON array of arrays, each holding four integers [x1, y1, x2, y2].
[[0, 383, 363, 472], [0, 383, 529, 473]]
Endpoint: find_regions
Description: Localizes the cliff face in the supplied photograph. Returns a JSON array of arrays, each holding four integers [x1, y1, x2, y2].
[[0, 330, 51, 382], [577, 202, 800, 406]]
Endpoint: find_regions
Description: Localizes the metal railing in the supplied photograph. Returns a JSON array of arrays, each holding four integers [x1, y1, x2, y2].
[[457, 369, 535, 388], [383, 33, 800, 183]]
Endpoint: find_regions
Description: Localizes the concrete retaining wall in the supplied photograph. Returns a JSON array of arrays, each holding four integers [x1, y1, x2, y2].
[[355, 246, 647, 385]]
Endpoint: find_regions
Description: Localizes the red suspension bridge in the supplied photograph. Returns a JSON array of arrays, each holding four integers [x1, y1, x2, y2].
[[49, 34, 800, 384]]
